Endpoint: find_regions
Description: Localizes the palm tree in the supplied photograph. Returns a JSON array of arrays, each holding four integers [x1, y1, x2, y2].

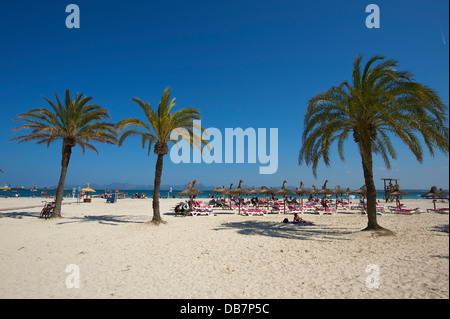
[[299, 55, 449, 231], [10, 89, 118, 218], [116, 88, 208, 225]]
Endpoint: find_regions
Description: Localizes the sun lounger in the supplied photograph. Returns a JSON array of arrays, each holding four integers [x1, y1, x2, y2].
[[315, 207, 337, 215], [300, 205, 316, 212], [270, 205, 287, 214], [426, 208, 449, 214], [241, 209, 267, 216], [191, 208, 212, 216], [106, 194, 117, 203], [362, 209, 385, 215], [388, 207, 420, 215], [287, 205, 303, 213]]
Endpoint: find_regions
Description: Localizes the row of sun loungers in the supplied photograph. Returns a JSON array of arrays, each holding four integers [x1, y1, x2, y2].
[[178, 199, 448, 216]]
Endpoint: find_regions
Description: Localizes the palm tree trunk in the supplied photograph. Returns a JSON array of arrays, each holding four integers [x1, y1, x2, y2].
[[53, 143, 72, 218], [360, 145, 385, 231], [152, 154, 164, 224]]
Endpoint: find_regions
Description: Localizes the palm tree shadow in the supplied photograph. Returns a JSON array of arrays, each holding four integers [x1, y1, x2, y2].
[[214, 220, 354, 241], [0, 211, 41, 219], [430, 224, 449, 235], [56, 215, 148, 226]]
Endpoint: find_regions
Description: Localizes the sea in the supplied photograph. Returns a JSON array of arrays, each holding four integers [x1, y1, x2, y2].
[[1, 188, 447, 200]]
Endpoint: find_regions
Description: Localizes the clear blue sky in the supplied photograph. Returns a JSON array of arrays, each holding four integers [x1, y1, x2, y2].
[[0, 0, 448, 190]]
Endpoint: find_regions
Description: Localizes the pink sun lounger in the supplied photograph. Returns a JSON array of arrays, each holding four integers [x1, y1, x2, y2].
[[241, 209, 267, 216]]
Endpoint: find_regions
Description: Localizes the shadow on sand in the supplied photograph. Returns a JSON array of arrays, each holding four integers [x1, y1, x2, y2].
[[0, 211, 41, 219], [213, 220, 355, 241], [56, 215, 148, 226], [0, 210, 148, 226], [430, 224, 449, 235]]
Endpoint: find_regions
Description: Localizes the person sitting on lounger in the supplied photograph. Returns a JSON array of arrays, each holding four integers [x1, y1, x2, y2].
[[293, 213, 312, 224], [175, 203, 184, 214]]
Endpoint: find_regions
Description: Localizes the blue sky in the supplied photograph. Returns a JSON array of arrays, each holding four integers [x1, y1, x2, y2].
[[0, 0, 448, 190]]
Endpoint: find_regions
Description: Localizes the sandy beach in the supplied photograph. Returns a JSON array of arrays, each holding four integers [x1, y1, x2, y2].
[[0, 197, 448, 299]]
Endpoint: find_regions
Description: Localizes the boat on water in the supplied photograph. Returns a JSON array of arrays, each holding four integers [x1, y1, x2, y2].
[[0, 185, 11, 190]]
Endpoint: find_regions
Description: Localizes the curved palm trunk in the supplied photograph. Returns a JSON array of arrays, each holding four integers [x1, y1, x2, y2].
[[360, 145, 385, 231], [152, 154, 164, 224], [52, 143, 72, 218]]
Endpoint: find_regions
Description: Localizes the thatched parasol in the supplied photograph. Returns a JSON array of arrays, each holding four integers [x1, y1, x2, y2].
[[259, 186, 272, 208], [350, 185, 367, 207], [295, 181, 311, 206], [222, 183, 235, 210], [81, 183, 96, 202], [249, 186, 260, 195], [216, 185, 227, 199], [389, 184, 409, 208], [276, 180, 295, 213], [351, 185, 367, 195], [178, 180, 203, 197], [178, 180, 203, 211], [318, 180, 333, 196], [228, 180, 247, 214], [310, 184, 320, 196], [437, 188, 448, 197], [421, 186, 440, 210], [332, 184, 348, 210], [211, 186, 222, 194], [81, 183, 95, 193]]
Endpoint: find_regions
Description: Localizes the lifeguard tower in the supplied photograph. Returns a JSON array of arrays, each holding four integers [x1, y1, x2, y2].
[[381, 178, 400, 202]]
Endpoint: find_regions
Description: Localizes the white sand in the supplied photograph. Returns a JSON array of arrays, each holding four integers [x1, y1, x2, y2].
[[0, 197, 448, 299]]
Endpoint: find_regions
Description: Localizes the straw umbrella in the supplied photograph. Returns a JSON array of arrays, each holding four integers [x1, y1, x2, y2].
[[178, 180, 203, 211], [317, 180, 334, 208], [224, 183, 235, 209], [81, 183, 96, 202], [345, 187, 352, 204], [249, 186, 260, 207], [389, 184, 409, 208], [214, 185, 228, 206], [211, 186, 221, 196], [310, 184, 319, 196], [228, 180, 247, 215], [318, 180, 333, 195], [421, 186, 440, 210], [437, 188, 448, 198], [332, 184, 348, 210], [276, 180, 295, 213], [295, 181, 311, 206], [178, 180, 203, 197], [351, 185, 367, 207], [249, 186, 260, 196], [259, 186, 272, 209]]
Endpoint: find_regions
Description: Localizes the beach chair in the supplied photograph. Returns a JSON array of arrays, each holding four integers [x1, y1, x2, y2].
[[301, 205, 316, 213], [426, 208, 449, 214], [191, 207, 212, 216], [287, 205, 303, 214], [362, 206, 385, 215], [106, 194, 117, 203], [315, 207, 337, 215], [241, 209, 267, 216], [388, 207, 420, 215], [270, 205, 286, 214]]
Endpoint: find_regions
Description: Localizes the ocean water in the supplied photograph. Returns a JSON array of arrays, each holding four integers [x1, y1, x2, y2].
[[1, 188, 447, 199]]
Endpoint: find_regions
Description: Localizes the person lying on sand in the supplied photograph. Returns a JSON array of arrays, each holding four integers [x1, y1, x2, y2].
[[293, 213, 312, 224]]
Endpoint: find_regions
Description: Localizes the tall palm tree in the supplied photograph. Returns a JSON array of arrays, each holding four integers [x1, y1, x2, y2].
[[116, 88, 208, 225], [299, 55, 449, 231], [10, 89, 118, 218]]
